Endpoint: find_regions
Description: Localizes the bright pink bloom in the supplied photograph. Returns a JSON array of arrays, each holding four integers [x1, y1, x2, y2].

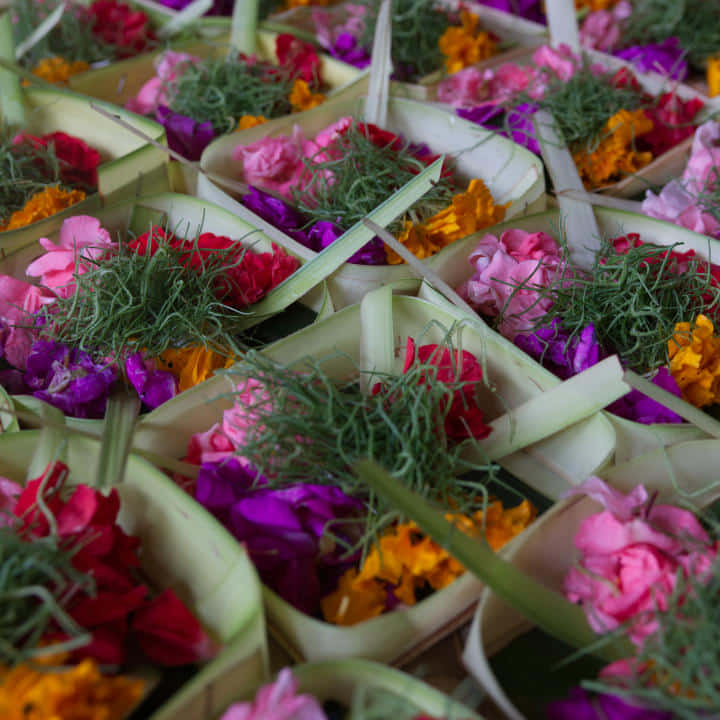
[[681, 120, 720, 194], [219, 668, 326, 720], [458, 229, 561, 338], [0, 275, 55, 369], [564, 477, 717, 646], [126, 50, 200, 114], [222, 378, 272, 449], [532, 43, 579, 82], [436, 67, 491, 107], [234, 126, 309, 200], [579, 1, 632, 52], [0, 477, 21, 527], [186, 424, 236, 466], [25, 216, 117, 299], [642, 181, 720, 238]]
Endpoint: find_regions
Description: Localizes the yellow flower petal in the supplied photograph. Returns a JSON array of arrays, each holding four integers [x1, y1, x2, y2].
[[156, 346, 234, 393], [439, 12, 497, 75], [669, 315, 720, 407], [708, 57, 720, 98], [236, 115, 268, 131], [32, 56, 89, 85], [290, 79, 326, 112]]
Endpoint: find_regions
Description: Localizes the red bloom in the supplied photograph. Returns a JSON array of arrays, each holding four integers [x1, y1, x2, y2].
[[129, 228, 300, 307], [15, 462, 216, 668], [639, 93, 704, 156], [275, 33, 321, 85], [609, 67, 643, 94], [88, 0, 157, 57], [14, 131, 101, 188], [402, 338, 491, 441], [132, 589, 218, 666]]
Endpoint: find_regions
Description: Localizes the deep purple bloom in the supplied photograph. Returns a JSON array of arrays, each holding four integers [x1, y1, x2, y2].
[[546, 688, 672, 720], [156, 105, 215, 161], [241, 186, 310, 246], [195, 460, 363, 615], [515, 319, 601, 380], [329, 33, 371, 69], [154, 0, 233, 15], [125, 352, 176, 410], [472, 0, 545, 23], [615, 38, 688, 82], [24, 340, 116, 419], [306, 221, 387, 265], [457, 103, 540, 155], [607, 367, 684, 425]]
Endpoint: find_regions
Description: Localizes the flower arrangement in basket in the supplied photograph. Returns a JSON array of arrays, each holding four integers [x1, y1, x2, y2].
[[356, 443, 720, 720], [578, 0, 720, 97], [0, 201, 305, 421], [127, 32, 342, 160], [268, 0, 537, 83], [215, 660, 481, 720], [435, 42, 710, 194], [0, 429, 267, 720], [0, 14, 169, 249], [10, 0, 166, 85]]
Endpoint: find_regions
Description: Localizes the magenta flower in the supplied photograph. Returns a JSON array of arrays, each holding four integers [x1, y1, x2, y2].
[[220, 668, 326, 720], [195, 459, 363, 615], [125, 352, 177, 410], [547, 688, 671, 720], [156, 105, 215, 161], [563, 477, 716, 646], [615, 38, 688, 81], [24, 340, 117, 419]]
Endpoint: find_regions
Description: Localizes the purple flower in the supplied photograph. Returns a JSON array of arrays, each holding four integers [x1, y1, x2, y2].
[[24, 340, 116, 419], [547, 688, 671, 720], [241, 186, 310, 246], [196, 460, 363, 615], [306, 221, 387, 265], [515, 319, 601, 380], [330, 33, 371, 69], [615, 38, 688, 82], [155, 0, 233, 14], [457, 103, 540, 155], [472, 0, 545, 23], [156, 105, 215, 161], [607, 367, 684, 425], [125, 352, 176, 410]]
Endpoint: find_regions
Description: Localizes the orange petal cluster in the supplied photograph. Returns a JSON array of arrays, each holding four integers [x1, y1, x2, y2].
[[573, 108, 654, 189], [669, 314, 720, 407], [384, 178, 507, 265], [31, 56, 90, 84], [0, 656, 144, 720], [574, 0, 619, 9], [321, 499, 535, 626], [157, 345, 235, 393], [439, 11, 497, 75], [236, 115, 268, 131], [708, 57, 720, 98], [0, 186, 86, 232], [290, 79, 326, 112]]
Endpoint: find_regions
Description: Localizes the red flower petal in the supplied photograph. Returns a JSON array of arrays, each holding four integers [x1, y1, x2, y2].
[[132, 589, 217, 666], [70, 586, 148, 627]]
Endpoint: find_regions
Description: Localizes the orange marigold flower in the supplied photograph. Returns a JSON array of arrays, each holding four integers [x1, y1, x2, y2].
[[574, 0, 619, 9], [236, 115, 268, 131], [0, 656, 144, 720], [0, 186, 86, 232], [573, 108, 654, 189], [321, 499, 535, 626], [385, 178, 507, 264], [157, 345, 234, 393], [668, 314, 720, 407], [285, 0, 334, 7], [31, 56, 90, 85], [708, 57, 720, 98], [439, 11, 497, 75], [290, 79, 326, 112]]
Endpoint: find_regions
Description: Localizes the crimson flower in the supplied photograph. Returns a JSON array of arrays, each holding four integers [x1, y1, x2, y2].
[[88, 0, 157, 57], [275, 34, 321, 84]]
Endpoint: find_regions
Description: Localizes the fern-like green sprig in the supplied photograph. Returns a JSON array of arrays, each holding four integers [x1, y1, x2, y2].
[[534, 63, 646, 152], [359, 0, 453, 80], [166, 56, 295, 134], [292, 121, 459, 230], [41, 228, 256, 362]]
